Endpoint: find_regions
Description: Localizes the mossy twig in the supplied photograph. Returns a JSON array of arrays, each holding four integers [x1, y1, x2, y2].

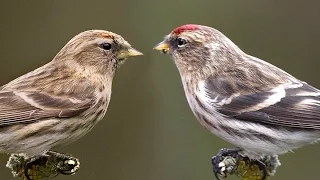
[[6, 151, 80, 180]]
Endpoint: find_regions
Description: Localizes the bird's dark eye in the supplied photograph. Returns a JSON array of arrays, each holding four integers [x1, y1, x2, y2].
[[177, 38, 186, 47], [100, 43, 112, 50]]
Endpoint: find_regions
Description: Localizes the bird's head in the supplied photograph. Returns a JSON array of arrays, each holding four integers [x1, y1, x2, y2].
[[54, 30, 143, 76], [154, 24, 243, 77]]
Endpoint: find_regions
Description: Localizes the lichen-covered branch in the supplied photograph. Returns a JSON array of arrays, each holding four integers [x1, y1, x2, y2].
[[218, 154, 281, 180], [6, 151, 80, 180]]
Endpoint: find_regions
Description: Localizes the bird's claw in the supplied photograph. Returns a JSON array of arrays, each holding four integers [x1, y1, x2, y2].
[[212, 147, 242, 180], [49, 152, 80, 176]]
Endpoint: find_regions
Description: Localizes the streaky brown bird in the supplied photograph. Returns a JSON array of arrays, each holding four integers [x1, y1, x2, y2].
[[0, 30, 142, 156]]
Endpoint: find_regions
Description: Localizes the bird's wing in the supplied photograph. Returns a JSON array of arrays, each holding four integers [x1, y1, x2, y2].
[[0, 90, 94, 127], [197, 76, 320, 129]]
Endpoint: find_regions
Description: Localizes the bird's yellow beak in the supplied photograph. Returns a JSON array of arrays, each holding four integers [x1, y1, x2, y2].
[[118, 48, 143, 60], [154, 41, 170, 54]]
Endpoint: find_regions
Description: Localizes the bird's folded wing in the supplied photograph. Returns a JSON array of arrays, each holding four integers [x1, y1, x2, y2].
[[199, 77, 320, 129], [0, 90, 94, 127]]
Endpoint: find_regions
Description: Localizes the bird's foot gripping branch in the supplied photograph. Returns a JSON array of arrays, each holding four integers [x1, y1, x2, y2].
[[212, 148, 281, 180], [6, 151, 80, 180]]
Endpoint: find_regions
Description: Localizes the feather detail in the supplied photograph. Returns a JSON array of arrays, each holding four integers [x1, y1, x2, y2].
[[198, 77, 320, 129], [0, 90, 94, 127]]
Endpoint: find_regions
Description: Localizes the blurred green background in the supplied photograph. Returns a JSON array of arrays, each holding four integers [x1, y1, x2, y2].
[[0, 0, 320, 180]]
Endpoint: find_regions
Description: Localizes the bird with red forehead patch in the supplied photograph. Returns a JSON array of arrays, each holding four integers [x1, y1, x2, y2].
[[172, 24, 200, 34], [154, 24, 222, 56], [155, 24, 320, 179]]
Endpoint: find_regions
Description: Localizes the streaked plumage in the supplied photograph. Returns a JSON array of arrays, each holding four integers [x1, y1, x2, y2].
[[0, 30, 142, 156], [154, 24, 320, 159]]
